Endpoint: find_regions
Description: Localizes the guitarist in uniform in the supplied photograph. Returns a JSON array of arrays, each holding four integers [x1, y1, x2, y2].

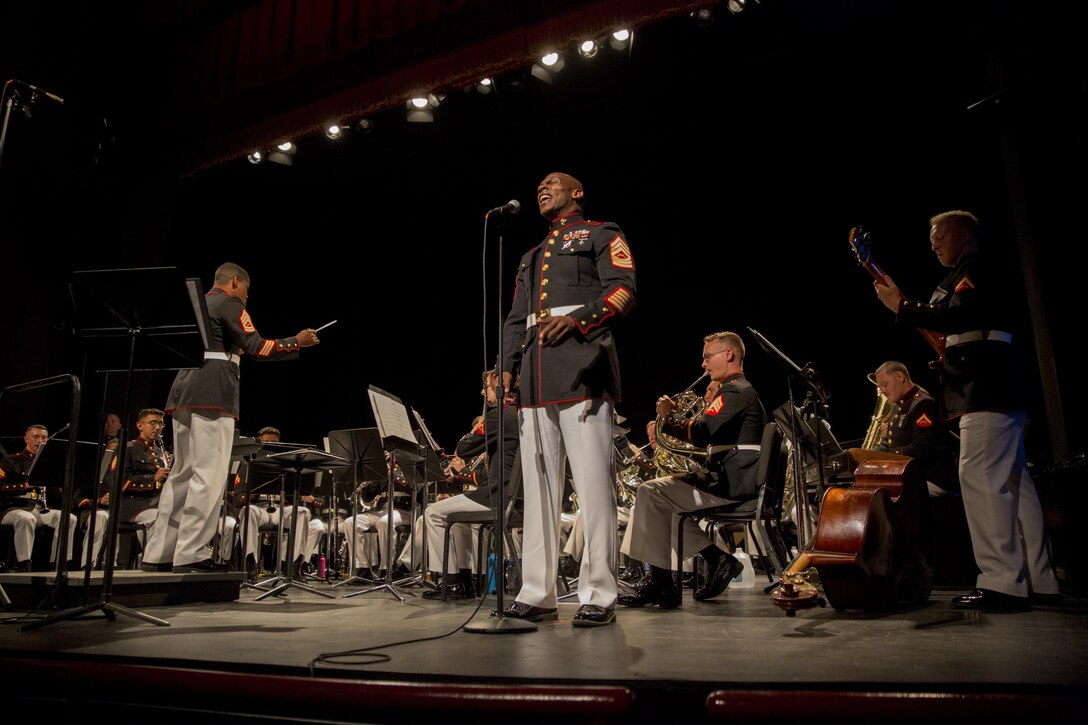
[[873, 210, 1059, 611]]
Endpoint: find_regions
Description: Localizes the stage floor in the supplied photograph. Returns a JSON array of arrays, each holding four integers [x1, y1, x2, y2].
[[2, 572, 1086, 723]]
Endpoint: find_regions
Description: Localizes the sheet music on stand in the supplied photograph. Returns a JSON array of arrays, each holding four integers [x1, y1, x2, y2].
[[367, 386, 416, 449], [412, 408, 442, 453]]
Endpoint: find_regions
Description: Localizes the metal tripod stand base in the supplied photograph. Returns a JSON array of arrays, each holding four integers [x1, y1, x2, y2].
[[20, 600, 170, 631], [464, 610, 537, 634], [254, 578, 336, 601], [342, 581, 408, 601]]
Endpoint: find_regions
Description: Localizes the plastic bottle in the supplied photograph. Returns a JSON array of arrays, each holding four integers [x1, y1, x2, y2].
[[732, 548, 755, 589], [318, 555, 326, 578]]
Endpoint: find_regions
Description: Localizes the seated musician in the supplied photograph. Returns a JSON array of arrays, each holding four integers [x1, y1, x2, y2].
[[90, 408, 170, 566], [871, 361, 959, 497], [619, 331, 766, 608], [420, 369, 520, 600], [236, 426, 315, 581], [341, 454, 411, 579], [1, 424, 79, 571]]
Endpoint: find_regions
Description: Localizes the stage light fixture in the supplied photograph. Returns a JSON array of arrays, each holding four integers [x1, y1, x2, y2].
[[476, 78, 494, 94], [247, 151, 263, 164], [325, 124, 342, 139], [727, 0, 746, 13], [356, 118, 374, 133], [608, 29, 632, 50], [407, 94, 440, 123], [578, 40, 599, 58], [690, 9, 715, 27], [276, 141, 294, 152], [532, 52, 565, 85]]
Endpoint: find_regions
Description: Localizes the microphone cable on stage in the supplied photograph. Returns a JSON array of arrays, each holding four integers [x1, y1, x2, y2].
[[306, 584, 494, 670]]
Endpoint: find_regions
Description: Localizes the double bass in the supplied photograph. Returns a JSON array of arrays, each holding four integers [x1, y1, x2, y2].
[[771, 448, 931, 615]]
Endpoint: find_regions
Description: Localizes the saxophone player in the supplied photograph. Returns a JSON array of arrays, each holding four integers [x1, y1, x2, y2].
[[870, 361, 959, 497], [95, 409, 171, 566], [0, 424, 78, 571], [618, 331, 766, 608]]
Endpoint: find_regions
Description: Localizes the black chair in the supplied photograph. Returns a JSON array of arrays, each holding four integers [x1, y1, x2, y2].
[[675, 422, 788, 588], [440, 451, 522, 601]]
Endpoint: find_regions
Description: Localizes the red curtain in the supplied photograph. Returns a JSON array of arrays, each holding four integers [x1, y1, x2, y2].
[[169, 0, 712, 175]]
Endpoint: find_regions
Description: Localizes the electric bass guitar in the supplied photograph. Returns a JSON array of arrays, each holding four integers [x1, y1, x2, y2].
[[849, 225, 945, 360]]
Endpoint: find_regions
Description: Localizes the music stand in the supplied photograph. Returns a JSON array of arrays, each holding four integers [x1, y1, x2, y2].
[[326, 428, 386, 588], [24, 268, 202, 631], [251, 447, 351, 601], [391, 425, 446, 590], [747, 327, 832, 550], [342, 386, 419, 601]]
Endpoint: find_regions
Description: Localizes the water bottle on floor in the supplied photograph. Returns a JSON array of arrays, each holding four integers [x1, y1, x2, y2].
[[732, 548, 755, 589]]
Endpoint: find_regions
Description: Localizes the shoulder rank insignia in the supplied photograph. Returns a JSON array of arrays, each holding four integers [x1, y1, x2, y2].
[[705, 394, 725, 416], [239, 309, 256, 333], [915, 412, 933, 428], [954, 275, 975, 293], [609, 235, 633, 269], [0, 467, 5, 480], [110, 456, 118, 472]]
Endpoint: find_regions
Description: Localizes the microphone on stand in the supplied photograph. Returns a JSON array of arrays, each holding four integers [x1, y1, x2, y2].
[[486, 199, 521, 216], [8, 79, 65, 105]]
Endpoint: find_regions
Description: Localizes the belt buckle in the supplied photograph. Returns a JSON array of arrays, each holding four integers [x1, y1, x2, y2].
[[537, 307, 552, 322]]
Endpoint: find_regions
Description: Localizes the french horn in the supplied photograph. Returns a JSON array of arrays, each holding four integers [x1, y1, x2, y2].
[[653, 372, 711, 476]]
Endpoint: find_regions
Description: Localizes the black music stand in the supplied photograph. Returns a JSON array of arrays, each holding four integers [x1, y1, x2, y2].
[[391, 427, 446, 591], [747, 327, 832, 552], [23, 268, 202, 631], [251, 448, 352, 601], [327, 428, 388, 589], [343, 386, 420, 602]]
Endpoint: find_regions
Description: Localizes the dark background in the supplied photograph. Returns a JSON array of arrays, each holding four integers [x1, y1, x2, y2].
[[1, 1, 1082, 471]]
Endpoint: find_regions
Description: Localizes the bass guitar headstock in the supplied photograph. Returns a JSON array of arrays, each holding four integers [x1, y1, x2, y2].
[[848, 225, 886, 284]]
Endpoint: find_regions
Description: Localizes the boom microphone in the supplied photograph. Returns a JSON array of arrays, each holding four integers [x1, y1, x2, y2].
[[487, 199, 521, 215]]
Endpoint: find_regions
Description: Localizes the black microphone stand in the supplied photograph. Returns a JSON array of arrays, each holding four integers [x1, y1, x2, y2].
[[465, 205, 534, 634]]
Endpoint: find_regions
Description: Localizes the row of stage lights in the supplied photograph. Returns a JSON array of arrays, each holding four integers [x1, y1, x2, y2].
[[246, 0, 758, 166]]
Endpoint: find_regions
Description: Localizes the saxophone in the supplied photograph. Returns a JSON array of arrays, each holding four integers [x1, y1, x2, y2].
[[862, 375, 892, 450]]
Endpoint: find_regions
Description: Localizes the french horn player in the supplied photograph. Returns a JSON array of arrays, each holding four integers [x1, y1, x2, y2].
[[618, 331, 767, 609]]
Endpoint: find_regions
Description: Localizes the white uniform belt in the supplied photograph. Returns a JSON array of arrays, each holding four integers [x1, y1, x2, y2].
[[205, 351, 241, 365], [945, 330, 1012, 347], [526, 305, 580, 328], [708, 444, 761, 455]]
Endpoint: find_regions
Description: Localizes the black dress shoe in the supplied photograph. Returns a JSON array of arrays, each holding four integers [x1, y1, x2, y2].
[[693, 555, 743, 601], [12, 559, 33, 573], [139, 561, 172, 572], [173, 559, 231, 573], [617, 582, 681, 609], [951, 588, 1030, 612], [501, 601, 558, 622], [572, 604, 615, 627]]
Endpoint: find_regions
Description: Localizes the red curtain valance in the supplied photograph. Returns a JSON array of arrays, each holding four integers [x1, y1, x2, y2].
[[168, 0, 712, 175]]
